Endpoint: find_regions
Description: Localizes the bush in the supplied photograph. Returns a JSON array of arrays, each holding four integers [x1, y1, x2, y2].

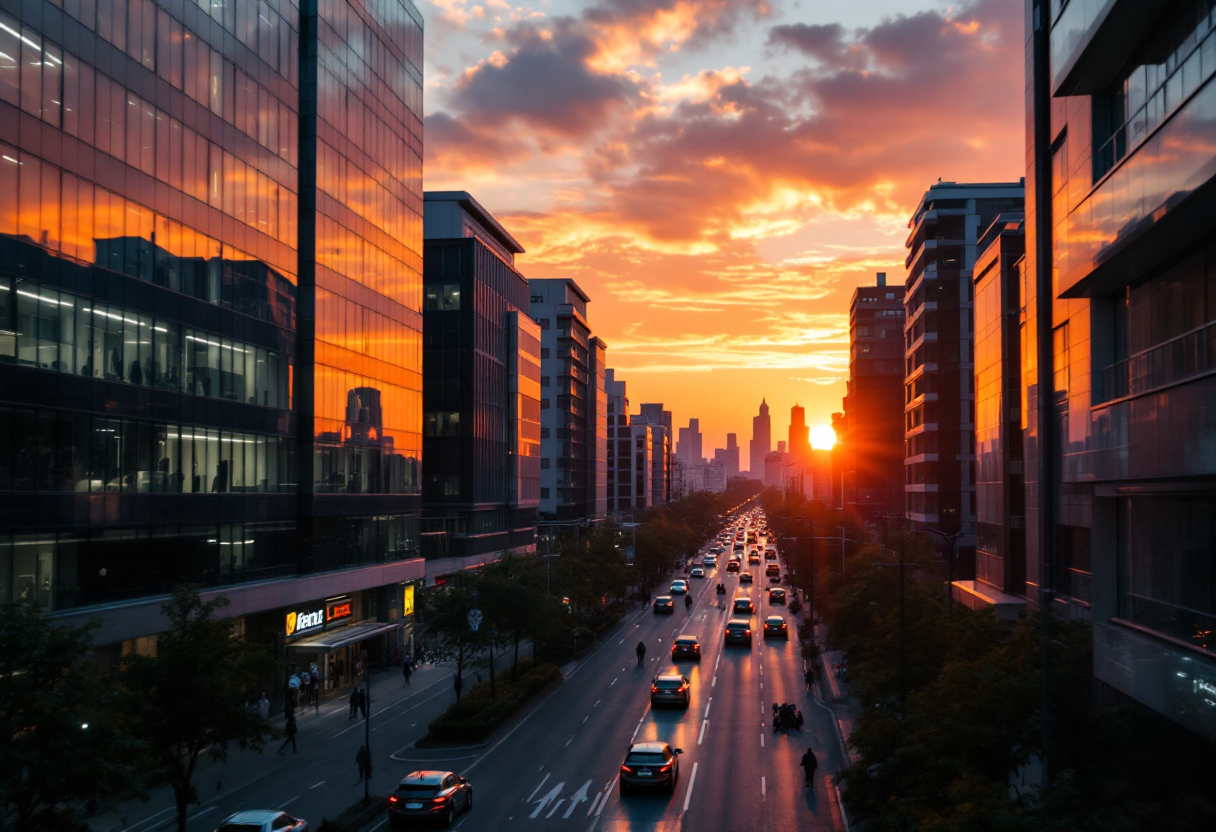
[[317, 796, 388, 832], [426, 664, 563, 744]]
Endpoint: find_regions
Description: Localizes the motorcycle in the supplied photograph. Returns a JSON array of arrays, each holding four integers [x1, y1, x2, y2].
[[772, 702, 804, 732], [715, 583, 726, 595]]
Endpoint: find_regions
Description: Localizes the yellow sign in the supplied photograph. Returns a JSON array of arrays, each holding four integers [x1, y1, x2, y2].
[[403, 585, 415, 617], [285, 611, 298, 637]]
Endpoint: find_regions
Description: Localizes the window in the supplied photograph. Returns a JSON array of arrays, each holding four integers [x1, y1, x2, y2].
[[538, 318, 550, 330], [1053, 323, 1070, 395], [540, 348, 550, 359], [424, 412, 460, 437], [540, 399, 550, 409], [541, 458, 550, 469], [424, 283, 461, 311], [531, 295, 543, 303], [540, 487, 550, 499], [541, 376, 550, 387]]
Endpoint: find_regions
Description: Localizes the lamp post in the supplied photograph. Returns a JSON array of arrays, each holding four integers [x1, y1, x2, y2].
[[917, 528, 964, 611]]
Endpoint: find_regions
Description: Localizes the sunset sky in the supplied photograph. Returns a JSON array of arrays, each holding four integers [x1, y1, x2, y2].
[[419, 0, 1025, 461]]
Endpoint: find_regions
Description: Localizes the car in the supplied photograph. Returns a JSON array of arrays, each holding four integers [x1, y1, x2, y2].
[[726, 560, 741, 574], [765, 551, 777, 561], [709, 545, 724, 555], [768, 587, 787, 605], [704, 555, 718, 568], [671, 634, 702, 660], [690, 567, 705, 578], [739, 571, 754, 584], [724, 618, 752, 645], [651, 672, 692, 708], [670, 580, 688, 595], [732, 596, 755, 616], [620, 741, 683, 793], [763, 615, 789, 639], [748, 553, 761, 565], [217, 812, 308, 832], [653, 595, 675, 614], [388, 771, 473, 828], [765, 563, 780, 577]]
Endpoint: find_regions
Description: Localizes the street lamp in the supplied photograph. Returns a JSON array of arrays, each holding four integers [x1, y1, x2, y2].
[[917, 528, 965, 611]]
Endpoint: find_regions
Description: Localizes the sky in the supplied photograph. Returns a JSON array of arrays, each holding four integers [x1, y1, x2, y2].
[[418, 0, 1026, 462]]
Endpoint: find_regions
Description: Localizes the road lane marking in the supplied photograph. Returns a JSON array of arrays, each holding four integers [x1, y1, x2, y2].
[[588, 792, 602, 816], [712, 676, 717, 687], [698, 719, 707, 745], [597, 778, 617, 815], [276, 797, 299, 809], [594, 699, 601, 707], [565, 737, 573, 747], [187, 808, 216, 821], [610, 677, 617, 687], [336, 687, 447, 738], [583, 716, 589, 723], [366, 820, 387, 832], [705, 697, 712, 717], [682, 762, 699, 812], [530, 783, 564, 818], [761, 776, 767, 799], [527, 773, 550, 803], [562, 781, 592, 818], [760, 732, 765, 747], [545, 799, 564, 818], [121, 807, 175, 832], [310, 781, 326, 789]]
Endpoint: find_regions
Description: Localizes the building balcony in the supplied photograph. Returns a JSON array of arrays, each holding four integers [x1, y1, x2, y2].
[[950, 580, 1026, 621], [904, 422, 938, 440], [904, 300, 937, 330], [1100, 319, 1216, 404], [904, 453, 940, 465], [904, 392, 938, 413]]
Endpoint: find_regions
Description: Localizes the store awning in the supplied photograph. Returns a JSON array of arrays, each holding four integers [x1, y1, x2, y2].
[[286, 621, 401, 652]]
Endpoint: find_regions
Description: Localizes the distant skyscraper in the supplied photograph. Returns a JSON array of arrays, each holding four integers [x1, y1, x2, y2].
[[677, 418, 703, 464], [749, 399, 771, 476], [714, 434, 739, 480], [788, 404, 809, 462], [635, 404, 673, 504]]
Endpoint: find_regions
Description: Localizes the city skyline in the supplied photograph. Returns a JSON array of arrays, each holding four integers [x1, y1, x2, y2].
[[418, 0, 1025, 447]]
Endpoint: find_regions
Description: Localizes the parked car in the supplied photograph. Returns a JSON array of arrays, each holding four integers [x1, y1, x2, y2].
[[387, 770, 473, 828]]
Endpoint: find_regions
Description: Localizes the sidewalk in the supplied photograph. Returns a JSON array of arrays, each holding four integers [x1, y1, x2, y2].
[[814, 632, 860, 766]]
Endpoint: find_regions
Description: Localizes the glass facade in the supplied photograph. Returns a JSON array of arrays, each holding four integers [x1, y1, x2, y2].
[[0, 0, 425, 619]]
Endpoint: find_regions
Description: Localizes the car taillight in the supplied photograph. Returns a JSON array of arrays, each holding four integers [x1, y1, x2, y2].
[[431, 796, 447, 805], [746, 629, 751, 635], [389, 796, 399, 804], [651, 685, 659, 692], [676, 684, 686, 693], [659, 762, 673, 772], [621, 765, 634, 774]]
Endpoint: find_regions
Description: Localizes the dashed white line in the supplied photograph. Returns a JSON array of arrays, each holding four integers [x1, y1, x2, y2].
[[186, 808, 216, 822], [564, 737, 573, 748], [594, 699, 601, 707], [587, 792, 602, 816], [761, 776, 767, 799], [760, 732, 765, 747], [527, 773, 550, 803], [610, 677, 617, 687], [276, 796, 299, 809], [597, 778, 616, 815], [704, 697, 713, 717], [712, 676, 717, 687], [582, 716, 589, 724], [682, 762, 699, 812], [698, 719, 708, 745], [309, 781, 326, 790]]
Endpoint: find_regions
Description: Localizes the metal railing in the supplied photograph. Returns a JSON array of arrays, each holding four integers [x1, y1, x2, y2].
[[1102, 320, 1216, 402]]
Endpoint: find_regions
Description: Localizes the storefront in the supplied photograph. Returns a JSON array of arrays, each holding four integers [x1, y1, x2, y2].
[[283, 593, 400, 693]]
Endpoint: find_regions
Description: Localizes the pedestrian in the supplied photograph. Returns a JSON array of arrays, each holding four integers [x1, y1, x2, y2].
[[356, 745, 372, 782], [336, 656, 345, 683], [277, 714, 298, 755], [402, 661, 412, 687], [310, 668, 321, 712], [349, 686, 360, 720], [800, 747, 818, 787], [453, 674, 463, 698], [805, 666, 815, 692], [257, 691, 270, 720], [358, 687, 368, 720], [635, 641, 646, 667]]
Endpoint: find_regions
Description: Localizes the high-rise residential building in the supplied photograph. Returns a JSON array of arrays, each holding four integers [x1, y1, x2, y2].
[[725, 434, 741, 479], [677, 417, 704, 464], [606, 369, 653, 514], [634, 403, 673, 504], [902, 180, 1024, 574], [958, 215, 1026, 618], [750, 399, 771, 476], [1025, 0, 1216, 741], [530, 279, 606, 522], [421, 192, 539, 560], [788, 404, 809, 463], [0, 0, 427, 671], [840, 273, 906, 521], [703, 460, 727, 494]]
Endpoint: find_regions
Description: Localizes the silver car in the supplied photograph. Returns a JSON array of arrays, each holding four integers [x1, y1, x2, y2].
[[216, 812, 308, 832]]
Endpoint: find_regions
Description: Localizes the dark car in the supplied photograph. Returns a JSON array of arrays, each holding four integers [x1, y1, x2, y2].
[[765, 563, 780, 577], [671, 635, 702, 661], [726, 560, 741, 574], [650, 673, 691, 708], [739, 571, 754, 584], [768, 587, 787, 605], [620, 741, 683, 793], [653, 595, 675, 614], [763, 615, 789, 639], [388, 771, 472, 828], [765, 550, 777, 561], [732, 596, 755, 616], [724, 618, 752, 645]]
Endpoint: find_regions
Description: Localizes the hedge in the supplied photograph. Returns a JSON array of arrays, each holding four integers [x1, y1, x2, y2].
[[426, 663, 563, 744], [316, 796, 387, 832]]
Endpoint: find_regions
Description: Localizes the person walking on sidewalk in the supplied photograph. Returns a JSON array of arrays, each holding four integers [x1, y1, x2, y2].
[[402, 661, 412, 687], [355, 745, 372, 782], [357, 687, 368, 720], [349, 686, 360, 720], [277, 714, 298, 755], [256, 691, 270, 720], [800, 747, 818, 787], [635, 641, 647, 667]]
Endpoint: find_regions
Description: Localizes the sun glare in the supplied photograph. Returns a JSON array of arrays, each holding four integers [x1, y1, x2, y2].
[[810, 424, 836, 450]]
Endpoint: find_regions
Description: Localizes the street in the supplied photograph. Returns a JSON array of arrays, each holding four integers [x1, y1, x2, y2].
[[95, 547, 846, 832]]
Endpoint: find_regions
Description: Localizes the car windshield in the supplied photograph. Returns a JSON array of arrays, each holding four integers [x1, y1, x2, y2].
[[626, 752, 667, 764]]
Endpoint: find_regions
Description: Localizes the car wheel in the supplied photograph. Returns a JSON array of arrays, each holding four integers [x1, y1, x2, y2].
[[444, 806, 455, 827]]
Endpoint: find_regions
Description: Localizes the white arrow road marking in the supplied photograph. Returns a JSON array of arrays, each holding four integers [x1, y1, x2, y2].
[[587, 792, 603, 816], [529, 782, 564, 818], [562, 780, 593, 818], [598, 778, 617, 815], [526, 773, 550, 803], [545, 799, 564, 818], [682, 762, 699, 812]]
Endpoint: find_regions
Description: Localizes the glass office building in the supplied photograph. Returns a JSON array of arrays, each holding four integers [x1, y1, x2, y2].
[[1028, 0, 1216, 740], [0, 0, 424, 659]]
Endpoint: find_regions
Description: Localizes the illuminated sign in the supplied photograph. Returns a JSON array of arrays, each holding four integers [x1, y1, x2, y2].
[[403, 585, 415, 617], [286, 606, 325, 638], [326, 596, 353, 625]]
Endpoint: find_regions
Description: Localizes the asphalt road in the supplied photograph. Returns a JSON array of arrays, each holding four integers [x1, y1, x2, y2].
[[423, 548, 848, 832], [96, 542, 847, 832]]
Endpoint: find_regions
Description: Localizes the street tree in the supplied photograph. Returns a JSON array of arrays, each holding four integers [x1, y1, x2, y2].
[[122, 587, 277, 832], [425, 587, 486, 712], [0, 603, 146, 832]]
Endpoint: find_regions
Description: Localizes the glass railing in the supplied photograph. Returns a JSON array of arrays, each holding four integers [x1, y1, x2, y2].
[[1102, 320, 1216, 401]]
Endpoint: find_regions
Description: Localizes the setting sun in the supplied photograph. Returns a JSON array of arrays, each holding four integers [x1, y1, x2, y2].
[[810, 424, 837, 450]]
